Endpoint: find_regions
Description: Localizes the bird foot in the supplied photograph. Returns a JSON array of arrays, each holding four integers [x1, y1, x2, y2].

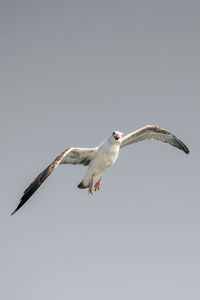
[[94, 179, 101, 191], [88, 185, 94, 195]]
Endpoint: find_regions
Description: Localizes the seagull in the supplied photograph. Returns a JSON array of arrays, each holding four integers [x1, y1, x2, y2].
[[11, 125, 189, 215]]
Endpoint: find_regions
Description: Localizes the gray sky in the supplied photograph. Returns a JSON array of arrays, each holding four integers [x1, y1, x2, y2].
[[0, 0, 199, 299]]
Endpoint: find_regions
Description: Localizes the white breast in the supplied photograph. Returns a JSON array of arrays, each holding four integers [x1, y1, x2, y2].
[[91, 142, 120, 175], [82, 140, 121, 187]]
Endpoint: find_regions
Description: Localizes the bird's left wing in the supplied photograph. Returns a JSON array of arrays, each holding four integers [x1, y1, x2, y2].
[[11, 147, 97, 215], [120, 125, 189, 154]]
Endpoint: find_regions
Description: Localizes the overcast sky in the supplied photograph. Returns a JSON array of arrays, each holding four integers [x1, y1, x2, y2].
[[0, 0, 199, 299]]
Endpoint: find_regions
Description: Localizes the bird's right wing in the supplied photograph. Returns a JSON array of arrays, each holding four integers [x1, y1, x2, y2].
[[11, 147, 98, 215]]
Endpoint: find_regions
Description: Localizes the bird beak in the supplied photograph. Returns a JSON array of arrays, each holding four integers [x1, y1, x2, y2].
[[114, 135, 121, 141]]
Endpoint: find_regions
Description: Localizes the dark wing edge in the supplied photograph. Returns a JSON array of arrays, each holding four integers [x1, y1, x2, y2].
[[11, 148, 72, 216], [120, 125, 189, 154], [170, 134, 189, 154]]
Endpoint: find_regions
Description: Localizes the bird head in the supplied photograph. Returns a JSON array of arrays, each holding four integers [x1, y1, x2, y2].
[[111, 131, 124, 143]]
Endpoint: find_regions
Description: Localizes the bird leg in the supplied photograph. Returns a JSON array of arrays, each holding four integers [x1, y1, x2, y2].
[[94, 176, 102, 191], [88, 174, 95, 195], [88, 185, 94, 195]]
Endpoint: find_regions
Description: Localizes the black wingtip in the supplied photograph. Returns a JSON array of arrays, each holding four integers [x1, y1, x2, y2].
[[11, 194, 29, 216], [11, 208, 17, 216], [11, 202, 22, 216], [181, 144, 189, 154], [185, 148, 190, 154], [175, 136, 189, 155], [181, 143, 189, 154]]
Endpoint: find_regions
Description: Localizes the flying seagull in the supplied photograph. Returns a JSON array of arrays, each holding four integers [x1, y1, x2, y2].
[[11, 125, 189, 215]]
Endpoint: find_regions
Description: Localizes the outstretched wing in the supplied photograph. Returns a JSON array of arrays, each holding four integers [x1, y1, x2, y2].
[[120, 125, 189, 154], [11, 147, 97, 215]]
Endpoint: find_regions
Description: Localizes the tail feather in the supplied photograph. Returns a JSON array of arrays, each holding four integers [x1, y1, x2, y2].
[[77, 181, 88, 189]]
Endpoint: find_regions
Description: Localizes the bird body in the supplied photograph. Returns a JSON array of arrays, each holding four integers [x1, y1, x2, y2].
[[78, 133, 122, 188], [11, 125, 189, 215]]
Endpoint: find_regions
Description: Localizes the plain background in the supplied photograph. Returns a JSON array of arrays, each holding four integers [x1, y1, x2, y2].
[[0, 0, 199, 299]]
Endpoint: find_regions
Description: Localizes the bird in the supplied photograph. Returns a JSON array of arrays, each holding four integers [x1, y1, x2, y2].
[[11, 125, 189, 215]]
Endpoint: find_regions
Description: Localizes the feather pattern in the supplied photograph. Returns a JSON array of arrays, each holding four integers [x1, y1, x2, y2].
[[11, 147, 97, 215], [61, 148, 98, 166], [120, 125, 189, 154]]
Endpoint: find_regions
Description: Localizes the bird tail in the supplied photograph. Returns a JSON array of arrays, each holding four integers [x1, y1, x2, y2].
[[77, 180, 89, 189]]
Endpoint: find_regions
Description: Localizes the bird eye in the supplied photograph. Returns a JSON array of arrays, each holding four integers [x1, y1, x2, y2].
[[112, 132, 115, 136]]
